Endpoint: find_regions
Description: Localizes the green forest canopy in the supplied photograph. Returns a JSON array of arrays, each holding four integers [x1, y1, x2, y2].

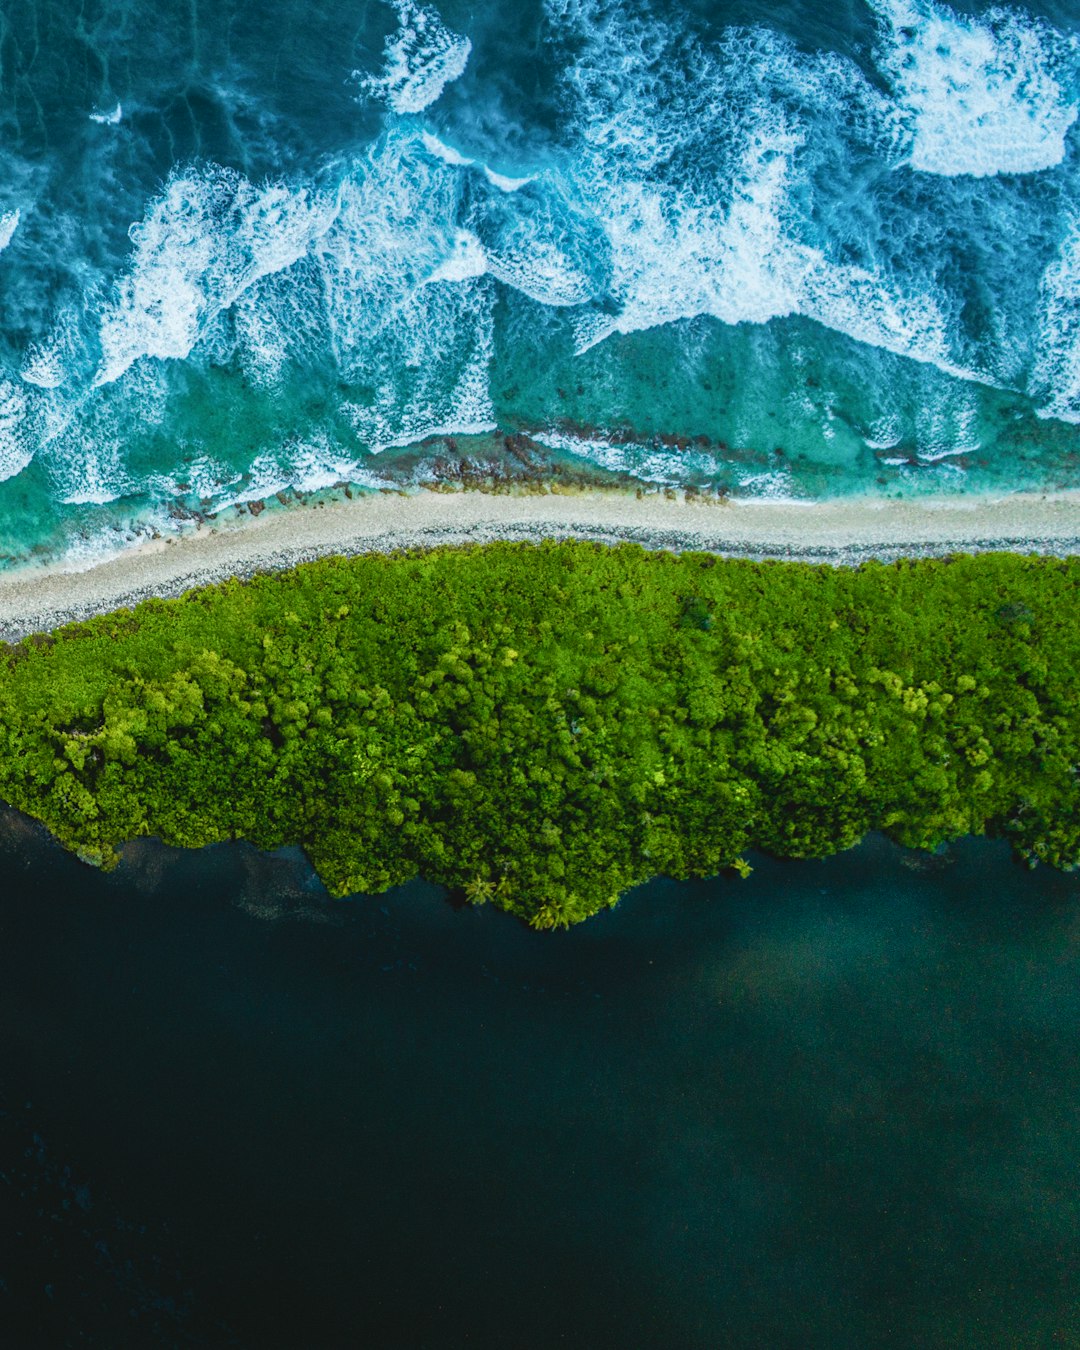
[[0, 541, 1077, 926]]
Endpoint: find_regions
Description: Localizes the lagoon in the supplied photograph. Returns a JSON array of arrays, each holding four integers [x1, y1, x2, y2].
[[2, 821, 1078, 1347]]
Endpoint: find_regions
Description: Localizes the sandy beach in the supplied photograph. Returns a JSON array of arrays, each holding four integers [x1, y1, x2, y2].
[[1, 485, 1079, 641]]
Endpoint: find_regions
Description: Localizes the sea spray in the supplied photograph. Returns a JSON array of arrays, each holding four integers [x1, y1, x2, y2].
[[0, 0, 1074, 568], [873, 0, 1079, 177]]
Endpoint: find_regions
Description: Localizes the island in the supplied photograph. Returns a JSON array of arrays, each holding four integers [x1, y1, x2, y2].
[[0, 487, 1076, 928]]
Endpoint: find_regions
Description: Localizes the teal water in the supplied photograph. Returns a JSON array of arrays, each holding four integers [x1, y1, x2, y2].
[[4, 6, 1080, 1342], [1, 820, 1079, 1346], [0, 0, 1078, 564]]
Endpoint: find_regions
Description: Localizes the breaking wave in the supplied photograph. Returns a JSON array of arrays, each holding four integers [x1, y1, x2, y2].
[[1033, 219, 1080, 424], [0, 211, 19, 253], [357, 0, 472, 115], [0, 0, 1077, 546], [96, 170, 334, 386], [73, 0, 1079, 416], [0, 380, 32, 484], [873, 0, 1079, 178]]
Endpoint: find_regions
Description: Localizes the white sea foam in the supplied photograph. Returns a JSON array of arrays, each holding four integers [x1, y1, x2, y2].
[[483, 168, 536, 193], [798, 255, 961, 377], [417, 133, 602, 307], [469, 180, 605, 307], [316, 136, 462, 353], [0, 380, 33, 482], [0, 210, 19, 252], [554, 1, 969, 383], [914, 385, 982, 459], [421, 131, 473, 166], [532, 427, 646, 478], [567, 107, 804, 348], [39, 361, 168, 506], [89, 103, 123, 126], [96, 169, 334, 385], [35, 0, 1077, 515], [420, 131, 534, 191], [1032, 219, 1080, 424], [735, 471, 801, 501], [308, 135, 498, 448], [21, 309, 81, 390], [340, 274, 498, 453], [864, 415, 904, 451], [358, 0, 471, 115], [89, 129, 503, 454], [426, 229, 488, 284], [62, 476, 126, 506], [537, 424, 801, 491], [21, 345, 65, 389], [55, 422, 136, 504], [873, 0, 1079, 177], [181, 432, 363, 511], [533, 427, 720, 485]]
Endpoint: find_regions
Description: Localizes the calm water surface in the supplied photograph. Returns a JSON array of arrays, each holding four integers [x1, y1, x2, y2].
[[1, 820, 1078, 1347]]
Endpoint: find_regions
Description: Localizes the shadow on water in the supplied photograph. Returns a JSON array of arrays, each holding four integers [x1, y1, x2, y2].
[[1, 814, 1079, 1348]]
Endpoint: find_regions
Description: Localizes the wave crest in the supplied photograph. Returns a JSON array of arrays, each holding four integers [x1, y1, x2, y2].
[[873, 0, 1079, 178], [357, 0, 471, 115]]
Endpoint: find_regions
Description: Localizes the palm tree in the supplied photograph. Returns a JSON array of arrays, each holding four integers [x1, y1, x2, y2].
[[464, 876, 495, 906], [530, 900, 567, 931]]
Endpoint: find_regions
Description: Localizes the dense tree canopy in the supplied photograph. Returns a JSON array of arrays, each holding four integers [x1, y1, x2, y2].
[[1, 542, 1077, 926]]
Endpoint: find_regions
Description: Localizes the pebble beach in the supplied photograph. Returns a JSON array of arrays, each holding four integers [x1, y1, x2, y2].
[[1, 484, 1080, 641]]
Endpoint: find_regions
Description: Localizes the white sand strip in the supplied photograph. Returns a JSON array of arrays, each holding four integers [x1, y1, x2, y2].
[[1, 486, 1079, 641]]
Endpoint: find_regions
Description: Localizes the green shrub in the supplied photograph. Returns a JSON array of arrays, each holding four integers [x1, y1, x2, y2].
[[0, 542, 1077, 926]]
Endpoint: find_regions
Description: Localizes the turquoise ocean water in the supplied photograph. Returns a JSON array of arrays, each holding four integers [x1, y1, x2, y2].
[[0, 0, 1078, 565], [2, 822, 1079, 1348], [3, 7, 1080, 1343]]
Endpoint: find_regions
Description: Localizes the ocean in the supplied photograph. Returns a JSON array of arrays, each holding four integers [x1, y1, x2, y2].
[[2, 818, 1079, 1348], [3, 5, 1080, 1343], [0, 0, 1077, 566]]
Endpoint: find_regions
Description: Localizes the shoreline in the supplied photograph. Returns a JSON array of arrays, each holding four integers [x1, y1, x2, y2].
[[1, 483, 1080, 641]]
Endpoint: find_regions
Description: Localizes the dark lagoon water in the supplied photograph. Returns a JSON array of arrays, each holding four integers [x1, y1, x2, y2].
[[2, 816, 1079, 1348], [0, 0, 1078, 564]]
